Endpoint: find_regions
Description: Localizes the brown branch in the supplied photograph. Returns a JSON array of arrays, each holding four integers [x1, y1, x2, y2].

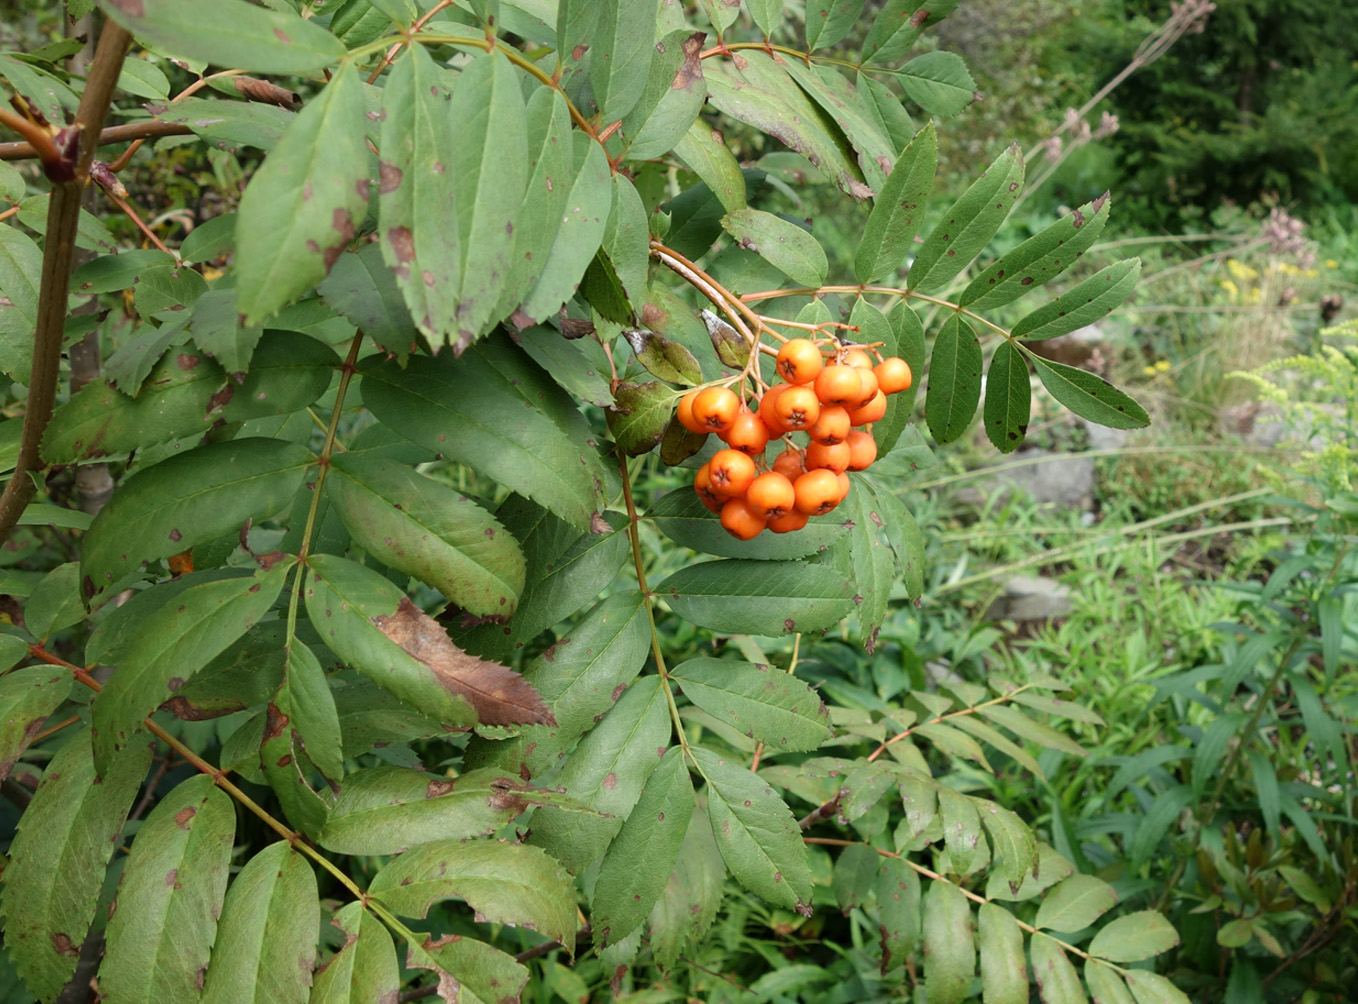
[[0, 119, 191, 161], [0, 21, 132, 547]]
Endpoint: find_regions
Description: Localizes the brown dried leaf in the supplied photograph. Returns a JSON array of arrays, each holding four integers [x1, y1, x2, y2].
[[373, 598, 554, 727], [232, 75, 300, 110]]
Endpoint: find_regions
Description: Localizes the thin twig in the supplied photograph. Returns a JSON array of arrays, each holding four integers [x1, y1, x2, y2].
[[0, 120, 190, 161]]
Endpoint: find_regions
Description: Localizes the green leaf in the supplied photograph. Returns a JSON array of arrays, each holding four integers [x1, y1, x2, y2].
[[92, 565, 287, 774], [592, 747, 694, 945], [978, 704, 1087, 757], [100, 0, 346, 73], [73, 250, 177, 295], [986, 843, 1073, 902], [147, 97, 294, 152], [100, 775, 235, 1004], [693, 746, 815, 915], [656, 558, 856, 636], [329, 452, 526, 617], [923, 880, 974, 1004], [862, 0, 961, 65], [706, 51, 870, 199], [0, 226, 44, 383], [188, 289, 261, 372], [909, 143, 1024, 293], [747, 0, 782, 34], [1123, 971, 1192, 1004], [979, 903, 1027, 1004], [926, 313, 982, 445], [80, 438, 314, 597], [222, 330, 339, 424], [405, 933, 529, 1004], [369, 839, 577, 953], [877, 855, 920, 972], [358, 348, 608, 532], [309, 901, 400, 1004], [978, 801, 1038, 893], [282, 642, 343, 781], [0, 666, 70, 780], [0, 158, 25, 203], [199, 842, 318, 1004], [879, 302, 925, 453], [697, 0, 741, 32], [674, 120, 747, 214], [235, 62, 368, 324], [318, 243, 416, 358], [1029, 352, 1150, 430], [1277, 864, 1332, 914], [607, 380, 674, 457], [528, 676, 671, 873], [180, 214, 237, 264], [646, 485, 849, 560], [1087, 911, 1180, 963], [620, 30, 707, 162], [590, 0, 658, 122], [984, 339, 1031, 453], [962, 195, 1111, 311], [517, 135, 613, 326], [855, 122, 937, 283], [1030, 936, 1088, 1004], [937, 786, 983, 874], [304, 554, 551, 726], [0, 54, 77, 127], [1034, 875, 1117, 932], [721, 208, 828, 287], [896, 769, 938, 844], [624, 328, 703, 386], [898, 51, 976, 116], [1085, 962, 1137, 1004], [0, 730, 151, 1001], [831, 842, 879, 913], [834, 477, 896, 650], [673, 657, 831, 752]]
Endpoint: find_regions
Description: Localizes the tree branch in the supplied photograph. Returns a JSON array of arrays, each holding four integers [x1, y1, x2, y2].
[[0, 119, 191, 161], [0, 21, 132, 546]]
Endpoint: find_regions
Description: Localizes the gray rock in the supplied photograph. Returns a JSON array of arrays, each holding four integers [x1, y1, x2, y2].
[[1081, 417, 1129, 452], [963, 449, 1095, 510], [984, 576, 1072, 622]]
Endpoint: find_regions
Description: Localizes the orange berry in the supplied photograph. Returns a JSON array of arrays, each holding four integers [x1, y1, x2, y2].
[[691, 386, 741, 434], [677, 390, 706, 435], [814, 364, 862, 408], [772, 447, 805, 480], [847, 390, 887, 425], [794, 469, 843, 516], [694, 463, 724, 512], [774, 384, 820, 431], [837, 471, 852, 502], [720, 496, 767, 540], [808, 405, 850, 446], [845, 430, 877, 471], [707, 448, 757, 499], [758, 384, 789, 435], [875, 356, 913, 394], [843, 348, 874, 368], [746, 471, 796, 520], [767, 508, 810, 534], [721, 410, 770, 457], [776, 338, 825, 385], [805, 439, 851, 474], [852, 367, 879, 408]]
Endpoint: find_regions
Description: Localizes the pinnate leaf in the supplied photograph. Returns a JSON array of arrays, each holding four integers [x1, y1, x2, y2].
[[984, 338, 1031, 453], [877, 855, 920, 972], [1013, 259, 1142, 342], [925, 313, 982, 445], [862, 0, 961, 65], [673, 658, 831, 752], [855, 122, 937, 283], [1030, 353, 1150, 430], [1035, 875, 1117, 932], [721, 208, 828, 288], [590, 0, 657, 122], [405, 934, 529, 1004], [1087, 911, 1180, 963], [898, 51, 975, 116]]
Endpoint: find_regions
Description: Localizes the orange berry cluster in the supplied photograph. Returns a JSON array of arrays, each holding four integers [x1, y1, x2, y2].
[[676, 339, 913, 540]]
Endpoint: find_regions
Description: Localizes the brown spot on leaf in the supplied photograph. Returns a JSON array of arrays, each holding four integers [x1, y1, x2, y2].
[[273, 27, 291, 44], [426, 779, 455, 798], [263, 701, 289, 742], [174, 805, 197, 829], [373, 597, 554, 726], [387, 226, 415, 263], [571, 43, 588, 62], [379, 161, 403, 195], [51, 932, 78, 957], [175, 353, 200, 370]]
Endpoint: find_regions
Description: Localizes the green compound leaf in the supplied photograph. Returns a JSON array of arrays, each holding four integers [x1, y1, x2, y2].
[[589, 0, 657, 123], [304, 554, 551, 727], [528, 676, 671, 874], [1029, 352, 1150, 430], [898, 51, 976, 117], [0, 731, 151, 1001], [984, 339, 1031, 453], [656, 558, 856, 636], [862, 0, 961, 65], [833, 477, 896, 650], [100, 775, 235, 1004], [329, 452, 526, 617], [1030, 936, 1089, 1003], [92, 564, 289, 775], [1012, 259, 1142, 343], [674, 119, 746, 213], [591, 747, 694, 946], [672, 658, 831, 752], [720, 208, 828, 288], [693, 746, 814, 916], [877, 855, 920, 972], [1035, 874, 1118, 933], [855, 122, 937, 284], [80, 438, 314, 598], [978, 903, 1028, 1004], [0, 666, 70, 781], [925, 313, 982, 445], [908, 142, 1023, 293], [922, 879, 974, 1004], [1087, 910, 1181, 963], [358, 346, 609, 533], [199, 842, 319, 1004], [309, 901, 400, 1004], [235, 62, 368, 324], [369, 840, 577, 954], [961, 193, 1111, 311], [318, 244, 416, 359], [100, 0, 346, 74]]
